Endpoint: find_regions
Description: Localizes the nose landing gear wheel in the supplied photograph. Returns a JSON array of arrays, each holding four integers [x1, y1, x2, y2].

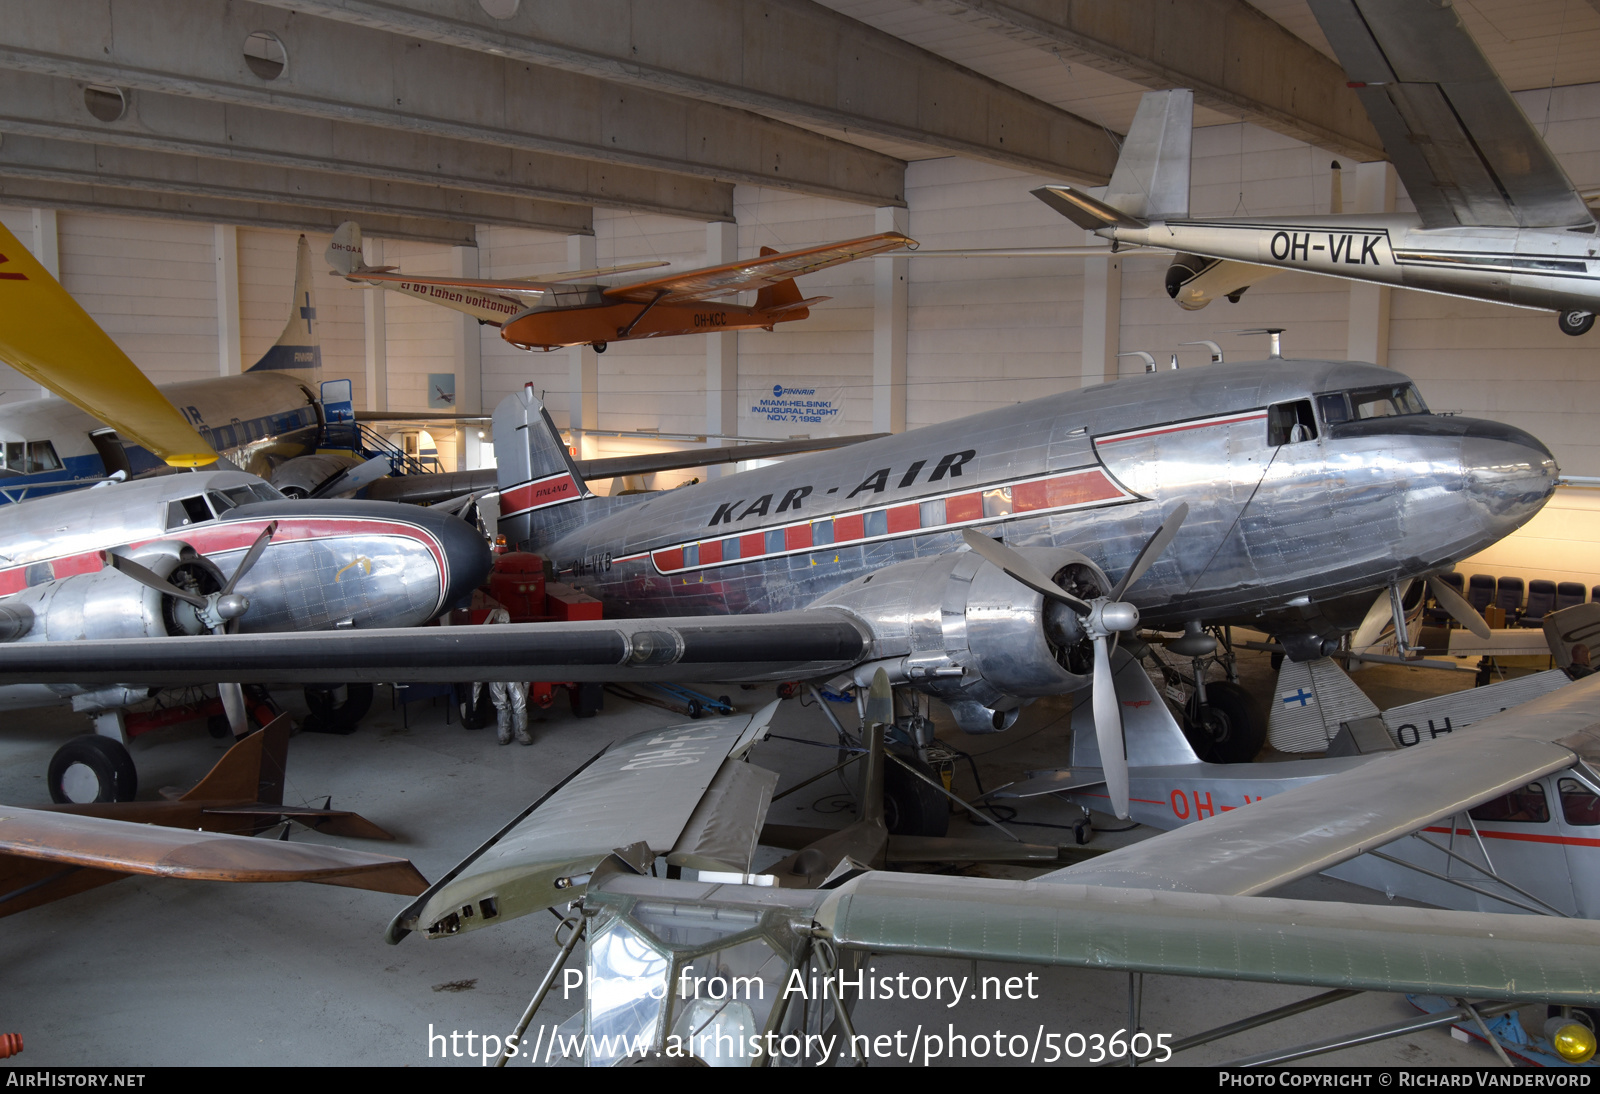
[[48, 735, 138, 803], [1559, 310, 1595, 336], [1181, 680, 1267, 764]]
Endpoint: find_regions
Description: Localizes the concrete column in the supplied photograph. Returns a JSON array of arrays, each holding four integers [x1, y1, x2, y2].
[[705, 220, 739, 477], [1347, 160, 1396, 366], [1081, 253, 1122, 386], [451, 243, 483, 415], [31, 209, 58, 397], [873, 206, 908, 434], [363, 236, 388, 412], [213, 224, 241, 377], [567, 233, 599, 458]]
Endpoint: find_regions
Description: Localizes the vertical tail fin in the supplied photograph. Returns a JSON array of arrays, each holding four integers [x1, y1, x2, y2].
[[1104, 89, 1193, 220], [179, 714, 289, 805], [493, 384, 594, 550], [753, 246, 803, 311], [324, 221, 366, 277], [246, 235, 322, 377]]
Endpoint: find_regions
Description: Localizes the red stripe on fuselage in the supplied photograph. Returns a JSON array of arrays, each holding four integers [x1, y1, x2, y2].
[[500, 473, 581, 517], [1096, 411, 1268, 447]]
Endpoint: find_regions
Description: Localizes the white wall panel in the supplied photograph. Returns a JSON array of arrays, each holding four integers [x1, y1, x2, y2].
[[0, 206, 42, 405]]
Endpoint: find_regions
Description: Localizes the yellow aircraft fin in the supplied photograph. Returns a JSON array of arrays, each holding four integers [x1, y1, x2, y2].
[[0, 223, 217, 467]]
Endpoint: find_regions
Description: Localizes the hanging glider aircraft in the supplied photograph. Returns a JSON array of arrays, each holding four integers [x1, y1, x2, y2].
[[325, 221, 914, 353], [0, 348, 1556, 824], [1034, 0, 1600, 336]]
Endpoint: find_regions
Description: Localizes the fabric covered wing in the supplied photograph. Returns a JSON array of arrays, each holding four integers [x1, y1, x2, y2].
[[0, 609, 870, 686], [1051, 676, 1600, 896], [604, 233, 913, 303], [1309, 0, 1592, 228], [0, 806, 426, 894], [388, 705, 779, 941]]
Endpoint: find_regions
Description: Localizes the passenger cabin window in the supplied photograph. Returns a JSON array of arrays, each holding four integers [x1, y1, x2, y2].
[[166, 495, 215, 529], [1268, 400, 1317, 446], [1560, 777, 1600, 826], [1347, 383, 1428, 420], [1469, 782, 1550, 824]]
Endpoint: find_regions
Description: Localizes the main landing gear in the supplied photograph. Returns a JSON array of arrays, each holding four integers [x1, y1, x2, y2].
[[1148, 623, 1268, 763], [1559, 310, 1595, 336], [48, 735, 137, 804]]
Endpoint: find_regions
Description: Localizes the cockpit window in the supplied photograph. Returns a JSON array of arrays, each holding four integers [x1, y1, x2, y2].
[[0, 440, 61, 473], [208, 490, 237, 512], [219, 486, 257, 507], [250, 483, 284, 502], [1316, 393, 1351, 424], [1348, 383, 1428, 420], [1268, 400, 1317, 446], [166, 495, 215, 529]]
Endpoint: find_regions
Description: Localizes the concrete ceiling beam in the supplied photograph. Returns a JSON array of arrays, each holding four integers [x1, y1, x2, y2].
[[0, 68, 733, 223], [932, 0, 1386, 162], [0, 0, 905, 207], [0, 132, 595, 235], [0, 175, 478, 246], [252, 0, 1120, 184]]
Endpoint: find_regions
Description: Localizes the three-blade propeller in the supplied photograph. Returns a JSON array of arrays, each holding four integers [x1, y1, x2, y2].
[[962, 503, 1189, 821], [101, 521, 278, 735]]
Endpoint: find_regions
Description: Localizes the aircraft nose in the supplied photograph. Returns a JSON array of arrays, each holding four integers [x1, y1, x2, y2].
[[1459, 417, 1558, 533], [431, 511, 494, 611]]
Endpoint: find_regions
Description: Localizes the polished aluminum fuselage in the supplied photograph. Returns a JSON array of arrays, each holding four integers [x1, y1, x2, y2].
[[0, 469, 488, 710], [1113, 213, 1600, 315], [540, 359, 1556, 633]]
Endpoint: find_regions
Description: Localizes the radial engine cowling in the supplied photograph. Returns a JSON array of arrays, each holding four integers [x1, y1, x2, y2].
[[1, 542, 227, 645], [812, 547, 1113, 734]]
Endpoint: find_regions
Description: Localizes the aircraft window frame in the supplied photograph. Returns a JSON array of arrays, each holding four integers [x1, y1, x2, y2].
[[208, 490, 238, 513], [1560, 776, 1600, 826], [220, 486, 258, 508], [1468, 781, 1551, 824], [166, 495, 216, 530], [1347, 383, 1429, 421], [1268, 400, 1318, 446], [1316, 392, 1351, 425], [24, 441, 61, 473], [2, 442, 21, 470], [250, 483, 284, 502]]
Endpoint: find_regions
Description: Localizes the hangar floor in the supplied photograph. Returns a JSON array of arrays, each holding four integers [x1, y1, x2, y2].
[[0, 651, 1523, 1067]]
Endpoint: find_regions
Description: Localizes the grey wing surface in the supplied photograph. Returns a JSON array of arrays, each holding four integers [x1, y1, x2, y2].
[[1309, 0, 1593, 229], [0, 609, 870, 686], [1052, 676, 1600, 895]]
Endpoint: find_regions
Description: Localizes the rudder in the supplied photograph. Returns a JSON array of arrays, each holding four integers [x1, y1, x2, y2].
[[1104, 89, 1193, 221], [493, 384, 595, 551], [246, 235, 322, 378]]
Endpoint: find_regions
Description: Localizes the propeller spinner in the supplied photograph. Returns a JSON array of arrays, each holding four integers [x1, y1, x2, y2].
[[962, 502, 1188, 820]]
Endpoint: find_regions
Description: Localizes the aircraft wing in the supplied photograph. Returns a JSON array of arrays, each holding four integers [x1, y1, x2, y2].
[[1308, 0, 1593, 229], [0, 805, 427, 897], [337, 270, 551, 296], [0, 222, 217, 467], [1051, 674, 1600, 896], [387, 704, 779, 942], [603, 232, 914, 304], [0, 609, 871, 687]]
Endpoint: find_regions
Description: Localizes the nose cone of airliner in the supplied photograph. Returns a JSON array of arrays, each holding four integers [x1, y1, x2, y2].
[[1459, 417, 1558, 539]]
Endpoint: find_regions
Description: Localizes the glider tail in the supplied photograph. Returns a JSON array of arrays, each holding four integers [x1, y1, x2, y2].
[[246, 235, 322, 377]]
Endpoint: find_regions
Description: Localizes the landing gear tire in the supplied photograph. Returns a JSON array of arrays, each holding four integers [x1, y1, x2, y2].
[[569, 682, 604, 719], [48, 735, 137, 804], [1559, 310, 1595, 337], [592, 341, 608, 353], [882, 754, 950, 838], [301, 684, 374, 735], [454, 683, 495, 730], [687, 699, 704, 719], [1182, 680, 1267, 763]]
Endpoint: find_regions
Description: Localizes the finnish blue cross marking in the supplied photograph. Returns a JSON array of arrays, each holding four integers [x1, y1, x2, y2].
[[300, 292, 316, 333], [1282, 687, 1314, 708]]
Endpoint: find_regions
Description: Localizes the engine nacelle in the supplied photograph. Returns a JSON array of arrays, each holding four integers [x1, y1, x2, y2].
[[1165, 253, 1279, 311], [813, 546, 1111, 734], [3, 541, 226, 645]]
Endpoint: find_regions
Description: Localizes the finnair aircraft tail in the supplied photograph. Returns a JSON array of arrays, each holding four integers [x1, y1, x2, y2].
[[246, 235, 322, 378]]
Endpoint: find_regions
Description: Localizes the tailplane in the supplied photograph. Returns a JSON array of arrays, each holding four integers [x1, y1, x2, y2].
[[246, 235, 322, 377]]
